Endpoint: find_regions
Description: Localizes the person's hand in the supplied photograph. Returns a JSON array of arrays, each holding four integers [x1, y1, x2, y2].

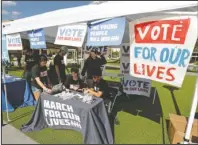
[[47, 89, 52, 94], [44, 87, 52, 94], [77, 88, 83, 92], [48, 84, 52, 89], [83, 88, 88, 93], [82, 88, 88, 91], [97, 55, 101, 58], [73, 86, 78, 91]]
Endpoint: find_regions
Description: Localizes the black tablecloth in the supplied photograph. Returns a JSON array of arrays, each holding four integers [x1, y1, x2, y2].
[[21, 92, 113, 144]]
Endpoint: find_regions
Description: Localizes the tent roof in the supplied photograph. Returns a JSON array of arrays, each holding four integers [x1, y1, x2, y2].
[[2, 1, 198, 35]]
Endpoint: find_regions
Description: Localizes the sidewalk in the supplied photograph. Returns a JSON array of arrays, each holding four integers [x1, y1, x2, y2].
[[2, 121, 38, 144]]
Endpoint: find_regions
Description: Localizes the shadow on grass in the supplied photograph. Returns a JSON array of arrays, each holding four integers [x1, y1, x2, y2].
[[3, 110, 33, 125], [112, 87, 163, 123], [109, 86, 166, 144], [163, 85, 181, 115]]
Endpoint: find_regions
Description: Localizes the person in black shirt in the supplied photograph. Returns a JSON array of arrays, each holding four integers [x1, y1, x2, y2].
[[84, 68, 109, 99], [32, 49, 40, 64], [31, 55, 52, 100], [65, 68, 83, 91], [53, 46, 68, 85], [23, 49, 36, 83], [17, 51, 22, 68], [81, 49, 107, 88]]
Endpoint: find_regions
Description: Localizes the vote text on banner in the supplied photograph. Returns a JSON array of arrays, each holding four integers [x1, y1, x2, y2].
[[122, 74, 152, 97], [6, 33, 23, 50], [54, 24, 87, 47]]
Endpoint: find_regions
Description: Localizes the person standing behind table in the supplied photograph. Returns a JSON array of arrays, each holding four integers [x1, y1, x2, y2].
[[81, 50, 107, 88], [53, 46, 68, 85], [17, 51, 22, 68], [32, 49, 40, 63], [31, 55, 52, 100], [23, 49, 36, 84]]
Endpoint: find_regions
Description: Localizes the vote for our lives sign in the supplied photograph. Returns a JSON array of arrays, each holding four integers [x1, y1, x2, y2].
[[86, 17, 126, 46], [54, 24, 87, 47], [28, 28, 46, 49], [6, 33, 23, 50], [129, 16, 198, 87], [122, 75, 152, 97]]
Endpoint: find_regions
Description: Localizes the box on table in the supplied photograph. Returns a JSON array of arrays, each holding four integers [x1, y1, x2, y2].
[[168, 113, 198, 144]]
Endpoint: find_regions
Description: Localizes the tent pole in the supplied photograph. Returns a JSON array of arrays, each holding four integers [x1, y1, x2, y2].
[[2, 65, 11, 122], [183, 75, 198, 144], [152, 88, 157, 104]]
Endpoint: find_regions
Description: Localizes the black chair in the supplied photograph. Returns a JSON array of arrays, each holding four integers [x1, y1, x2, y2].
[[105, 87, 119, 114], [104, 86, 123, 125]]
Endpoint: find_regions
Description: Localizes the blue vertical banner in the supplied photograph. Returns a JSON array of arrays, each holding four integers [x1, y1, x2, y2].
[[2, 35, 10, 63], [86, 17, 126, 46], [28, 28, 47, 49]]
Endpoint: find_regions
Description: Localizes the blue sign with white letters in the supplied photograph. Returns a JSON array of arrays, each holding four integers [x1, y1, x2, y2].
[[2, 35, 10, 63], [86, 17, 126, 46], [28, 28, 46, 49]]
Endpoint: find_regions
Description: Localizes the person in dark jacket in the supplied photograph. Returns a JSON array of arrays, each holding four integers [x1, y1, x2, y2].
[[81, 49, 107, 88]]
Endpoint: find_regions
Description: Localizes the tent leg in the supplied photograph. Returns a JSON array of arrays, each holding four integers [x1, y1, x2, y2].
[[183, 76, 198, 144], [4, 84, 11, 122], [152, 88, 157, 104], [2, 66, 11, 122]]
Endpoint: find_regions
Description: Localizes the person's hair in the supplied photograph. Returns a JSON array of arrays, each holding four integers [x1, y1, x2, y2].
[[71, 67, 79, 74], [91, 49, 97, 54], [39, 54, 48, 62]]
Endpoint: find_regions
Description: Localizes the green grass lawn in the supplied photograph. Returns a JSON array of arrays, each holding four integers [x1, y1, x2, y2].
[[3, 66, 198, 144]]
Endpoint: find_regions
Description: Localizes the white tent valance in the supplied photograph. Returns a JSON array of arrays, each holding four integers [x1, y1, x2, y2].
[[2, 1, 198, 35]]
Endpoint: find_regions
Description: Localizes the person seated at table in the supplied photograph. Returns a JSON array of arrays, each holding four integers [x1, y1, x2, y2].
[[84, 68, 109, 99], [31, 54, 52, 101], [65, 68, 83, 91]]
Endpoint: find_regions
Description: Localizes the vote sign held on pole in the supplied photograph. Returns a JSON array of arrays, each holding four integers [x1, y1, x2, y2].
[[129, 16, 198, 87]]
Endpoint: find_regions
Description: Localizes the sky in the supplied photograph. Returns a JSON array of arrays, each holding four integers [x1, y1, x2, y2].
[[2, 1, 92, 20]]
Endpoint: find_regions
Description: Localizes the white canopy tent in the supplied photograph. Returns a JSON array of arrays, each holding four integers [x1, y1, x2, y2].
[[2, 1, 198, 35], [1, 1, 198, 144]]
